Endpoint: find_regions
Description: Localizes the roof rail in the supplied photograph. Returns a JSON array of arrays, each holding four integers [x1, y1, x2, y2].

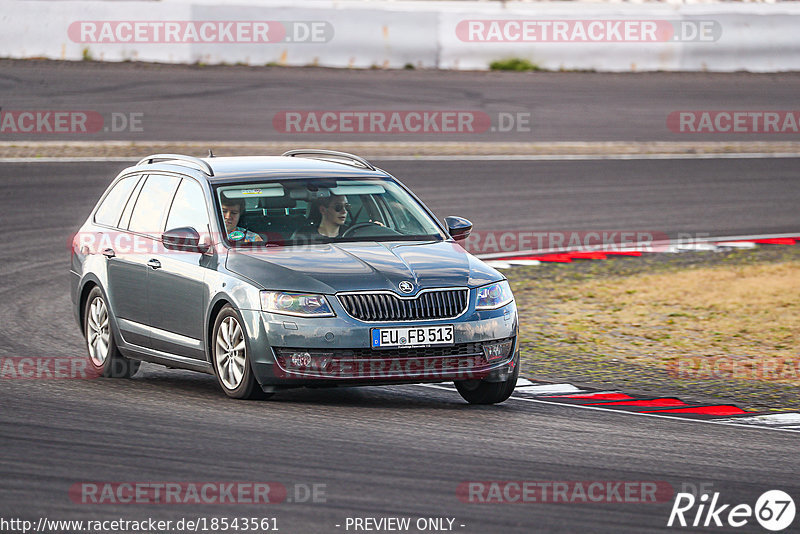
[[282, 149, 376, 171], [136, 154, 214, 176]]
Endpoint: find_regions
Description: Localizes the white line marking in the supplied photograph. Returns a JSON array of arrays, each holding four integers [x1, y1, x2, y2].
[[715, 241, 758, 249], [376, 153, 800, 161], [505, 259, 541, 266], [516, 383, 584, 395], [2, 153, 800, 164], [674, 243, 719, 252], [0, 157, 137, 163], [516, 377, 535, 386], [417, 384, 800, 434], [711, 413, 800, 426]]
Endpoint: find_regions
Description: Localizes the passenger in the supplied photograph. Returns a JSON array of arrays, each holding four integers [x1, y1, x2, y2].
[[220, 195, 262, 242]]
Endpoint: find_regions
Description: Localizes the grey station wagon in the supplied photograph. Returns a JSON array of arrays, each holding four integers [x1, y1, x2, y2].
[[70, 150, 519, 403]]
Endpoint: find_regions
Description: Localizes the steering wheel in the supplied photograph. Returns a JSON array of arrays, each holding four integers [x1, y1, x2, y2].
[[341, 222, 378, 238]]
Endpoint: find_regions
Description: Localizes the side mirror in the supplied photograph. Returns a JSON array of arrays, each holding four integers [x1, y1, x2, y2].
[[445, 216, 473, 241], [162, 227, 210, 253]]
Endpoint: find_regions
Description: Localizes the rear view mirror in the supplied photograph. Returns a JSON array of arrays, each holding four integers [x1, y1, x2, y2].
[[162, 227, 209, 253], [445, 216, 473, 241]]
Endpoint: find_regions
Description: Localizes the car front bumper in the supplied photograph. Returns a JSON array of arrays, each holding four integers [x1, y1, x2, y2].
[[245, 301, 519, 388]]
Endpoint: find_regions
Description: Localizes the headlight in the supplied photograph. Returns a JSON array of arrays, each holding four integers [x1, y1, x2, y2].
[[475, 280, 514, 310], [260, 291, 335, 317]]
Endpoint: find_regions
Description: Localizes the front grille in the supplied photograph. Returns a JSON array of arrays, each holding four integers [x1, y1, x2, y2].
[[337, 288, 469, 322]]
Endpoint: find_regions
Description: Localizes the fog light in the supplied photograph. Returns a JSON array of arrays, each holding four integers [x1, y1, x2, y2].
[[482, 340, 513, 361], [284, 351, 335, 370], [290, 352, 312, 367]]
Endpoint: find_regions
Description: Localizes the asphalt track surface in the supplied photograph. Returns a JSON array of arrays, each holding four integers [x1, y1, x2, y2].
[[1, 60, 800, 142], [1, 159, 798, 533]]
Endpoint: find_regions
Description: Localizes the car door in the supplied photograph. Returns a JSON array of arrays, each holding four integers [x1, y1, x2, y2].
[[147, 177, 213, 360], [118, 173, 181, 348], [95, 173, 152, 348]]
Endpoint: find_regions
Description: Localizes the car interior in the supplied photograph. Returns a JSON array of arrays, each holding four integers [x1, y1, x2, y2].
[[225, 181, 432, 245]]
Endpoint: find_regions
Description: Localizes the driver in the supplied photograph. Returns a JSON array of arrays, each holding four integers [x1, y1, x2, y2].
[[293, 195, 350, 240], [316, 195, 349, 238], [293, 194, 385, 242]]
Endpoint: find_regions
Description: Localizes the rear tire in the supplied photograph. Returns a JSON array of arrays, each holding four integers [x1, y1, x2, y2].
[[455, 353, 519, 405], [211, 305, 271, 400], [84, 287, 140, 378]]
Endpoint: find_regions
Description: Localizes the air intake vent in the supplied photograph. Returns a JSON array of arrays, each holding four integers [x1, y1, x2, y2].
[[338, 289, 469, 322]]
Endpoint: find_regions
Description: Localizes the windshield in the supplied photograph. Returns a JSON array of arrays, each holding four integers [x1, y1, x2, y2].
[[214, 177, 447, 246]]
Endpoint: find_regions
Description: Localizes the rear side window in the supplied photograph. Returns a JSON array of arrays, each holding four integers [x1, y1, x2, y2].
[[165, 179, 210, 233], [93, 175, 139, 227], [127, 174, 181, 235]]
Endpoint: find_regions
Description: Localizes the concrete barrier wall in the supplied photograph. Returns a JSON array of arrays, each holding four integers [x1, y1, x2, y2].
[[1, 0, 798, 72]]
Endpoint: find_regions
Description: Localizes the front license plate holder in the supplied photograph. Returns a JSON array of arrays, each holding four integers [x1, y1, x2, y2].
[[371, 325, 454, 349]]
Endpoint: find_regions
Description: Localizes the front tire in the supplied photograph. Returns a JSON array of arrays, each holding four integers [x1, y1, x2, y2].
[[455, 353, 519, 405], [84, 287, 140, 378], [212, 305, 270, 400]]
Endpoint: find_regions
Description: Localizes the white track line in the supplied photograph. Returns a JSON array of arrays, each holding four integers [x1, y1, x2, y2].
[[711, 413, 800, 426], [376, 154, 800, 161], [515, 383, 585, 395], [0, 157, 138, 163], [2, 153, 800, 164], [504, 259, 542, 266], [715, 241, 758, 249], [417, 384, 800, 434]]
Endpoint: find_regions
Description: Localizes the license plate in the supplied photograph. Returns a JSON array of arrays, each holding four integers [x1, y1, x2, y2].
[[371, 325, 454, 348]]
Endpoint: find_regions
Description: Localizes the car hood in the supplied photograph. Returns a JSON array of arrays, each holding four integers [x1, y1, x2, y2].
[[225, 240, 502, 294]]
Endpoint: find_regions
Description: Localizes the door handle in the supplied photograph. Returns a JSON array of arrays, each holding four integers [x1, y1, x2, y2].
[[147, 259, 162, 270], [102, 248, 115, 258]]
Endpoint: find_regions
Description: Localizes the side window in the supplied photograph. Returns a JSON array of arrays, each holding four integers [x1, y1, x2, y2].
[[93, 175, 140, 227], [165, 179, 210, 233], [118, 174, 147, 231], [127, 174, 181, 235]]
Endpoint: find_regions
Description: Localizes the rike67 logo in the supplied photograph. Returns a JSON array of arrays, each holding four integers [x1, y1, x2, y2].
[[668, 490, 795, 531]]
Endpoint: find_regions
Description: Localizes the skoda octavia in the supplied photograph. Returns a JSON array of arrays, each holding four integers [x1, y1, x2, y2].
[[70, 150, 519, 403]]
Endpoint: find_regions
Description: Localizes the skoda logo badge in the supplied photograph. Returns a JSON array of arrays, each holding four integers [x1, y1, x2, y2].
[[398, 281, 414, 293]]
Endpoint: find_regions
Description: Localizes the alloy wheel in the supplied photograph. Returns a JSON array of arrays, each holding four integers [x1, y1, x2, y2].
[[215, 316, 246, 390], [87, 297, 110, 367]]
